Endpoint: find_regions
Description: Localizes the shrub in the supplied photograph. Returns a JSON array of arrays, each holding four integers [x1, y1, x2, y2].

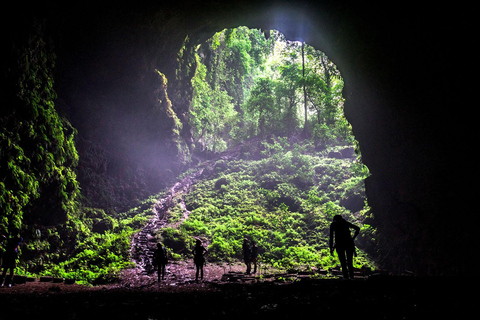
[[159, 227, 191, 254]]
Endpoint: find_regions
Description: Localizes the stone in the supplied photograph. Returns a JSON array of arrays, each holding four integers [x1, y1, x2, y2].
[[340, 146, 355, 158], [214, 177, 228, 190], [328, 151, 343, 159]]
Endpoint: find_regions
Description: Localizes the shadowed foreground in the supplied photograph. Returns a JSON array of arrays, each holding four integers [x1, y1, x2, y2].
[[0, 276, 470, 319]]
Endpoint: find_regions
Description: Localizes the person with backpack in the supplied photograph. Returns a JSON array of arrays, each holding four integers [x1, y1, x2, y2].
[[192, 239, 208, 282], [153, 242, 168, 281], [329, 215, 360, 279]]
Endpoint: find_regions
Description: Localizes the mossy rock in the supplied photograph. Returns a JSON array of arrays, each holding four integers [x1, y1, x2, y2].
[[214, 177, 228, 190]]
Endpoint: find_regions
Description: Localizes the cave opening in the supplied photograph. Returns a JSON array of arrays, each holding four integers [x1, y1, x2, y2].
[[2, 0, 476, 294], [155, 26, 376, 272]]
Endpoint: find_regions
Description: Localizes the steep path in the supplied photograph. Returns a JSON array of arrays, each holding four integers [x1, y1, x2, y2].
[[121, 165, 208, 286], [120, 149, 245, 287]]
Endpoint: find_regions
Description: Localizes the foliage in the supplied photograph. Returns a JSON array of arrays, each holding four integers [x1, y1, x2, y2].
[[19, 195, 162, 284], [190, 27, 350, 151], [0, 21, 80, 242], [190, 61, 238, 152], [160, 138, 374, 272]]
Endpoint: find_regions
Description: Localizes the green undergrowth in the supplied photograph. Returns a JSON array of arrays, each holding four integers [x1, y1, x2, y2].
[[15, 195, 163, 285], [159, 137, 375, 273], [15, 138, 375, 284]]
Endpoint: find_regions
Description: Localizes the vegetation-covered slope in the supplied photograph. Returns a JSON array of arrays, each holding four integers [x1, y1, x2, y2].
[[32, 138, 375, 284], [159, 137, 375, 272], [153, 27, 375, 273]]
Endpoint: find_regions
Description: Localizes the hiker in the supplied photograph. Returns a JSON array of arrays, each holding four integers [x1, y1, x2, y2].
[[251, 241, 258, 274], [192, 239, 208, 282], [153, 242, 168, 281], [1, 234, 23, 287], [329, 215, 360, 279], [242, 238, 252, 274]]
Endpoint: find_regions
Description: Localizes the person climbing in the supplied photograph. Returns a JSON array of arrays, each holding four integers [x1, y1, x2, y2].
[[153, 242, 168, 281], [242, 238, 252, 275], [1, 234, 23, 287], [192, 239, 208, 282], [251, 241, 259, 274], [329, 215, 360, 279]]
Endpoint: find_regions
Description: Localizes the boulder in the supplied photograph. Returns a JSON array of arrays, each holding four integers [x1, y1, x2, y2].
[[327, 151, 343, 159], [214, 177, 228, 190], [340, 146, 355, 158], [340, 194, 365, 212]]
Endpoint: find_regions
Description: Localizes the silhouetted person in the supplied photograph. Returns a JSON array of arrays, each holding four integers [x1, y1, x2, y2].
[[192, 239, 207, 282], [242, 238, 251, 274], [251, 241, 258, 274], [329, 215, 360, 279], [1, 234, 23, 287], [153, 242, 168, 281]]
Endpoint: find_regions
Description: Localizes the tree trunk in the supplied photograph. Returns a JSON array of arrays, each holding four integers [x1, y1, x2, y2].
[[302, 42, 308, 136]]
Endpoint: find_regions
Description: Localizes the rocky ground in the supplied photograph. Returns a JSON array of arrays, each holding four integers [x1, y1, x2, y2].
[[0, 274, 471, 320]]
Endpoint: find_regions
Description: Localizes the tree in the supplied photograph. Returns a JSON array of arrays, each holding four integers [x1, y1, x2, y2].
[[193, 27, 273, 144], [190, 27, 350, 148], [277, 56, 302, 135], [244, 77, 277, 136], [303, 48, 343, 126], [302, 41, 308, 136], [191, 60, 237, 152]]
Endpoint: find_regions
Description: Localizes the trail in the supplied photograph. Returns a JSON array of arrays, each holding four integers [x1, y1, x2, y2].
[[120, 164, 209, 287], [119, 149, 248, 287]]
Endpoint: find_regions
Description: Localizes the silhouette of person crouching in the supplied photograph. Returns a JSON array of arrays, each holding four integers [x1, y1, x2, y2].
[[329, 215, 360, 279], [153, 242, 168, 281], [192, 239, 208, 282]]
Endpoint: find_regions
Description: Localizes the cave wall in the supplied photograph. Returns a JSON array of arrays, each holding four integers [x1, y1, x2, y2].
[[7, 1, 476, 275]]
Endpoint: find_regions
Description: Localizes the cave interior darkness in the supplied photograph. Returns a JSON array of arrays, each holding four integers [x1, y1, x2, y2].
[[4, 1, 477, 276]]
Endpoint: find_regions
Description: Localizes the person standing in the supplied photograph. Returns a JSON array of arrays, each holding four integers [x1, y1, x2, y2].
[[329, 215, 360, 279], [153, 242, 168, 281], [242, 238, 252, 275], [192, 239, 208, 282], [1, 234, 23, 287]]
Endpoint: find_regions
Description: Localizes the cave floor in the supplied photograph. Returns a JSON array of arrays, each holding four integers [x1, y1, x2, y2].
[[0, 275, 470, 320]]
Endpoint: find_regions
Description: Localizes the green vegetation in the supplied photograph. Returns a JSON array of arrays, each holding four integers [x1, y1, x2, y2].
[[161, 27, 374, 272], [191, 27, 351, 152], [18, 196, 161, 285], [1, 26, 374, 284], [160, 27, 374, 272], [1, 22, 80, 268], [159, 138, 373, 271]]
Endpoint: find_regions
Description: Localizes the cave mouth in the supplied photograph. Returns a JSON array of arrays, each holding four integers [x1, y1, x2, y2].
[[161, 26, 376, 270]]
